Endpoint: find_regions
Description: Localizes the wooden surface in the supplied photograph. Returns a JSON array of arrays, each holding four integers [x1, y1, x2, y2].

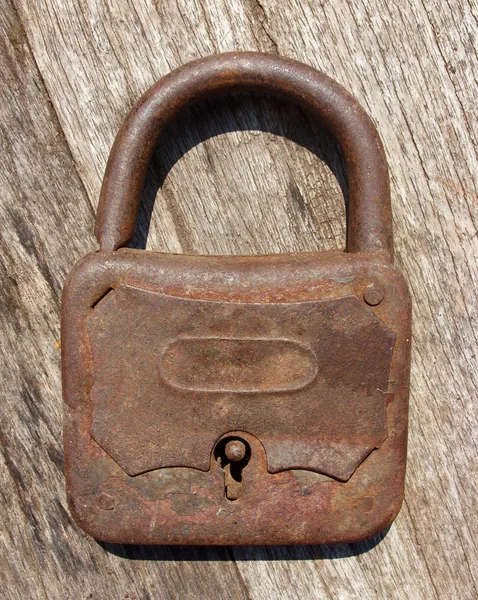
[[1, 0, 477, 598]]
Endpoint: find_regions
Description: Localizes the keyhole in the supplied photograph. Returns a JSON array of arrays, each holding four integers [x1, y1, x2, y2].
[[214, 437, 251, 501]]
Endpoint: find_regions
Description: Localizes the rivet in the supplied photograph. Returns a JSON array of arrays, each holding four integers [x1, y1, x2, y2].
[[225, 440, 246, 462], [97, 492, 115, 510], [363, 282, 385, 306]]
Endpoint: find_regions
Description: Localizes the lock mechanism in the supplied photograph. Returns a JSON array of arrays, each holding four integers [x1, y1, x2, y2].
[[215, 437, 251, 501], [62, 52, 411, 545]]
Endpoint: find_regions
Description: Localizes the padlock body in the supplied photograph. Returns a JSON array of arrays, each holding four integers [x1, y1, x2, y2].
[[62, 249, 411, 545]]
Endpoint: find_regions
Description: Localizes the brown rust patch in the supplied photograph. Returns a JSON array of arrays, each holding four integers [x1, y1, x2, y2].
[[62, 52, 411, 545]]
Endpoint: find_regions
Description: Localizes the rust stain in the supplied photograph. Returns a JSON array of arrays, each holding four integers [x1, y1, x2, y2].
[[61, 52, 411, 545]]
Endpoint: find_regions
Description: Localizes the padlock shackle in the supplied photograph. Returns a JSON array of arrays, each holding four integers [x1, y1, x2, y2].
[[96, 52, 393, 261]]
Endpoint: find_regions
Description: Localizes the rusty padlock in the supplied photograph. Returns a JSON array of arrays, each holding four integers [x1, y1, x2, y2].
[[62, 52, 411, 545]]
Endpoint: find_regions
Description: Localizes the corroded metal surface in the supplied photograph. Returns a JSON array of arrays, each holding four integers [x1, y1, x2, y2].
[[61, 52, 411, 545], [87, 287, 395, 480], [95, 52, 393, 261]]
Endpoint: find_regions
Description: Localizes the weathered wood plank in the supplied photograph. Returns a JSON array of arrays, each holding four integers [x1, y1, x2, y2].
[[2, 0, 477, 597], [0, 2, 250, 599]]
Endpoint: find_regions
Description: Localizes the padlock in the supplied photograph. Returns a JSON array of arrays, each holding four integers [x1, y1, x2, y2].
[[62, 52, 411, 545]]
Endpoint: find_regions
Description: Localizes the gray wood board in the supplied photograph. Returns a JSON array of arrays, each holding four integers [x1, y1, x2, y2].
[[1, 0, 476, 598]]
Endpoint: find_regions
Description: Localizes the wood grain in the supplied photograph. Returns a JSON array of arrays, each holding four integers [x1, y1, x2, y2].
[[2, 0, 477, 597]]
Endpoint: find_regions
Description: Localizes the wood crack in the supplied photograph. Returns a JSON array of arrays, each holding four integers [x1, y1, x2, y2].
[[11, 0, 96, 218], [246, 0, 279, 54], [421, 0, 478, 161]]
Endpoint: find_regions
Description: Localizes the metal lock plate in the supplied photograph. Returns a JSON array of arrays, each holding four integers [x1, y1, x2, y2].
[[62, 53, 412, 545]]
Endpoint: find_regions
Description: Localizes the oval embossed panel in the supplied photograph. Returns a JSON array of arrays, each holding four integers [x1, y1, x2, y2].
[[160, 338, 318, 393]]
